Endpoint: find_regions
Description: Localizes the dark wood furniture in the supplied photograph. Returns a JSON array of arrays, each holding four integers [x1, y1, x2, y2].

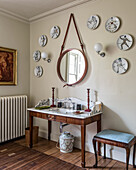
[[28, 109, 102, 168], [93, 129, 136, 170]]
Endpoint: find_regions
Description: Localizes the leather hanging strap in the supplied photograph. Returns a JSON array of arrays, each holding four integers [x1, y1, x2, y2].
[[60, 13, 84, 56]]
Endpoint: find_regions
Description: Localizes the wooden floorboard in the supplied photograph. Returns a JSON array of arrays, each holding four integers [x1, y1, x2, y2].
[[0, 142, 83, 170], [14, 137, 135, 170]]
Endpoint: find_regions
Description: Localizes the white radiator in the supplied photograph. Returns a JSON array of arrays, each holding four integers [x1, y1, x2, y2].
[[0, 95, 27, 143]]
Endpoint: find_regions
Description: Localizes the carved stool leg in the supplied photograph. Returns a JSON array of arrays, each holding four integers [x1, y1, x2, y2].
[[104, 143, 106, 159], [93, 139, 98, 167], [126, 148, 130, 170], [133, 143, 136, 168]]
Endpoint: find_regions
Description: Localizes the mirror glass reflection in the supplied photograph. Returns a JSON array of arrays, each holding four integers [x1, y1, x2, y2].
[[60, 49, 85, 84]]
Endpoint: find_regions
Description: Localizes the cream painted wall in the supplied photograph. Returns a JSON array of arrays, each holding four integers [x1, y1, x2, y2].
[[0, 14, 30, 97], [30, 0, 136, 164]]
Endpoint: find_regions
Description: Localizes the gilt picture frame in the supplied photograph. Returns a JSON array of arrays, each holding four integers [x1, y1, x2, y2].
[[0, 47, 17, 85]]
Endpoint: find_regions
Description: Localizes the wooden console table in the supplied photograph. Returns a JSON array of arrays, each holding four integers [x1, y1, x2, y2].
[[28, 108, 102, 168]]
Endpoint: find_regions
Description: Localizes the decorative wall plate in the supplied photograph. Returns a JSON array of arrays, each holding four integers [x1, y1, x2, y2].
[[50, 26, 60, 39], [39, 35, 47, 47], [112, 58, 128, 74], [105, 16, 120, 33], [33, 50, 41, 62], [87, 15, 100, 30], [34, 66, 43, 77], [117, 34, 133, 51]]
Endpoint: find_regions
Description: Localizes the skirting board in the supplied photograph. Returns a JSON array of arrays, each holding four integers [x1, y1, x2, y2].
[[39, 129, 134, 165]]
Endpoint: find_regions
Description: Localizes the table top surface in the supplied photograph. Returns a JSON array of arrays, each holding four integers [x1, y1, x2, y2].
[[28, 107, 102, 119]]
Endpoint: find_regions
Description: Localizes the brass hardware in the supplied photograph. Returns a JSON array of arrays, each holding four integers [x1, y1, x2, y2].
[[48, 115, 54, 119]]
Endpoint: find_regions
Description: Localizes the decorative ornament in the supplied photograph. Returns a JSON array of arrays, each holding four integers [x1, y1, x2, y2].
[[59, 132, 74, 153], [85, 88, 91, 112], [57, 13, 88, 87], [33, 50, 41, 62], [117, 34, 133, 51], [39, 35, 47, 47], [87, 15, 100, 30], [112, 58, 128, 74], [50, 87, 56, 107], [50, 26, 60, 39], [34, 66, 43, 77], [105, 16, 120, 33]]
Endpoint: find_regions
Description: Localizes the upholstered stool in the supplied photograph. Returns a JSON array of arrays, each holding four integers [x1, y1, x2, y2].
[[93, 129, 136, 170]]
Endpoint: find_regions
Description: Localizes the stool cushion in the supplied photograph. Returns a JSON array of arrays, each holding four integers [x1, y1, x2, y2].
[[95, 129, 134, 144]]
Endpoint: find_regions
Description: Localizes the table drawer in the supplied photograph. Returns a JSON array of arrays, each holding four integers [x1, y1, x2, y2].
[[47, 114, 66, 123]]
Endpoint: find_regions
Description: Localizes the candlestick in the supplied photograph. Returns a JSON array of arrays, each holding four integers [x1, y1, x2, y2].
[[50, 87, 56, 107], [85, 88, 91, 112]]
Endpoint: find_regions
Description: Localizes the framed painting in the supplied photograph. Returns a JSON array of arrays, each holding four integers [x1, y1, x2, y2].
[[0, 47, 17, 85]]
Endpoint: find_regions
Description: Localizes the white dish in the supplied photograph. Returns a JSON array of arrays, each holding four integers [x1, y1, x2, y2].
[[112, 58, 128, 74], [33, 50, 41, 62], [87, 15, 100, 30], [105, 16, 120, 33], [117, 34, 133, 50], [50, 26, 60, 39], [39, 35, 47, 47], [34, 66, 43, 77]]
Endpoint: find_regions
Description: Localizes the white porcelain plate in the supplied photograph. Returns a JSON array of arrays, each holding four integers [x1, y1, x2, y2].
[[50, 26, 60, 39], [117, 34, 133, 51], [33, 50, 41, 62], [112, 58, 128, 74], [105, 16, 120, 33], [87, 15, 100, 30], [34, 66, 43, 77], [39, 35, 47, 47]]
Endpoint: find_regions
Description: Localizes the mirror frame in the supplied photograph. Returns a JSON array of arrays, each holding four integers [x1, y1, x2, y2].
[[57, 48, 88, 86]]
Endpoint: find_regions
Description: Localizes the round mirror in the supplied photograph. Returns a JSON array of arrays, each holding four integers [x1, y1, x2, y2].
[[57, 49, 88, 86]]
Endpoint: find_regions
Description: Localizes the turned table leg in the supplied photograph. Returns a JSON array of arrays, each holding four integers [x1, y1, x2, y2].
[[29, 112, 33, 148], [104, 143, 106, 159], [81, 124, 86, 168], [48, 120, 51, 140]]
